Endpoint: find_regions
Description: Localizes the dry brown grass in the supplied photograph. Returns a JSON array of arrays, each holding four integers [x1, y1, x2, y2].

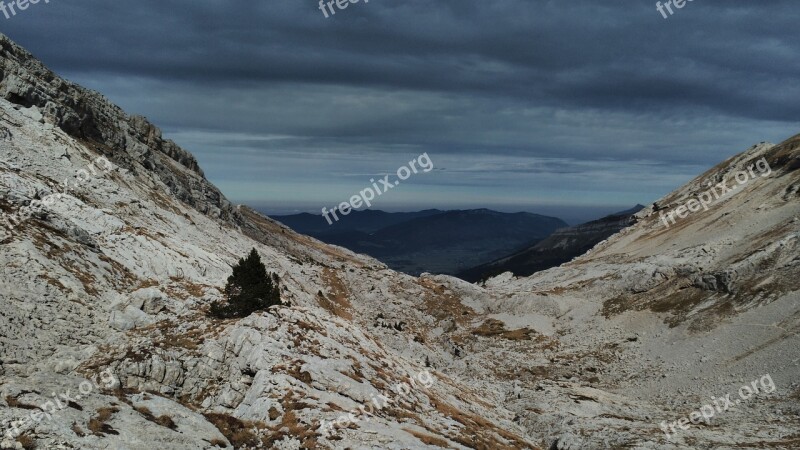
[[472, 319, 537, 341], [132, 319, 207, 353], [294, 319, 325, 334], [155, 414, 177, 430], [36, 273, 67, 291], [88, 407, 120, 436], [317, 268, 353, 320], [166, 279, 214, 300], [208, 438, 228, 448], [97, 407, 119, 422], [5, 394, 38, 410], [403, 428, 452, 448], [136, 279, 161, 290], [429, 397, 538, 450], [16, 434, 36, 450], [732, 438, 800, 448], [133, 403, 178, 430], [135, 406, 152, 416], [345, 360, 366, 383], [417, 278, 477, 327], [263, 409, 320, 449], [71, 422, 86, 437], [285, 361, 313, 385], [204, 413, 262, 448]]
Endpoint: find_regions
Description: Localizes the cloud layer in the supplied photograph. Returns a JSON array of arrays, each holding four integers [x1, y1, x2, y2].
[[3, 0, 798, 221]]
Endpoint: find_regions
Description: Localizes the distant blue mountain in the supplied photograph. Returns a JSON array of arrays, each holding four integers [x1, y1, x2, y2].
[[270, 209, 567, 276], [271, 209, 443, 235], [458, 205, 645, 282]]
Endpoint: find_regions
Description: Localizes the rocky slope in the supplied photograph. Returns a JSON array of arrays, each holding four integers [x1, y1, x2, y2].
[[0, 33, 798, 450]]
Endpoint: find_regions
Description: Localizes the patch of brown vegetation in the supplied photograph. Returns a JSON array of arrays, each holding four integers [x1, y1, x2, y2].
[[149, 189, 185, 216], [345, 360, 366, 383], [403, 428, 452, 448], [205, 408, 320, 450], [96, 407, 119, 422], [131, 319, 207, 354], [29, 228, 101, 296], [133, 405, 177, 430], [136, 279, 161, 290], [161, 324, 206, 352], [269, 407, 282, 420], [429, 396, 538, 450], [472, 319, 537, 341], [317, 268, 354, 321], [294, 319, 325, 335], [263, 410, 320, 449], [71, 423, 86, 437], [602, 283, 717, 327], [5, 394, 39, 410], [536, 285, 569, 295], [88, 407, 120, 436], [165, 278, 213, 300], [98, 252, 138, 287], [208, 437, 228, 448], [285, 361, 313, 385], [204, 413, 262, 448], [16, 434, 36, 450], [386, 408, 423, 424], [36, 273, 67, 292], [417, 277, 477, 327], [155, 414, 178, 430], [135, 405, 152, 415]]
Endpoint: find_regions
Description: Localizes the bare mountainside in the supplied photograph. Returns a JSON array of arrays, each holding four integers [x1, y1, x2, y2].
[[0, 34, 798, 450]]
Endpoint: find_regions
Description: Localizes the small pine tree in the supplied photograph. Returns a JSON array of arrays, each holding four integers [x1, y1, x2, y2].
[[209, 249, 281, 319]]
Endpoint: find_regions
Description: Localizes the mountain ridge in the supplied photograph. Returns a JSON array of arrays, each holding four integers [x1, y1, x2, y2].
[[457, 204, 645, 282], [273, 208, 567, 275]]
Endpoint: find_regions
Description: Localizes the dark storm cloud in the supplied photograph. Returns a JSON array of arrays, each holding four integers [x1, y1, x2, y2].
[[2, 0, 799, 215], [8, 0, 796, 118]]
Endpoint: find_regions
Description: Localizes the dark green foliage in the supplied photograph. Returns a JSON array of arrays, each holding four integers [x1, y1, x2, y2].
[[209, 249, 281, 319]]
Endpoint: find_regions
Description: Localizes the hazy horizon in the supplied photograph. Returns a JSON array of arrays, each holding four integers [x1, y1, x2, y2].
[[253, 203, 639, 226]]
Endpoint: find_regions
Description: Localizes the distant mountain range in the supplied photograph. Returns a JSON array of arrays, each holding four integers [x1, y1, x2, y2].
[[271, 209, 567, 275], [271, 209, 443, 235], [457, 205, 645, 282]]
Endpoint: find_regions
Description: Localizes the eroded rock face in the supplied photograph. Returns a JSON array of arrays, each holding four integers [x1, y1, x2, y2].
[[0, 34, 231, 222]]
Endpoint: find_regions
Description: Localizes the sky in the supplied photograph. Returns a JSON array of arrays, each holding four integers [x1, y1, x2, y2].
[[2, 0, 799, 224]]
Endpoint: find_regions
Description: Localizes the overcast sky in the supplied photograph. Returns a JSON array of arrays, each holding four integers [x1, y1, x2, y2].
[[3, 1, 798, 223]]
